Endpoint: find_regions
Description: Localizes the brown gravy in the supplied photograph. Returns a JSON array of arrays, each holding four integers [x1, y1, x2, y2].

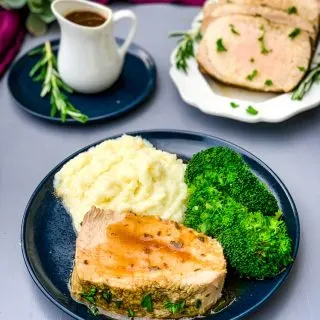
[[65, 10, 106, 27]]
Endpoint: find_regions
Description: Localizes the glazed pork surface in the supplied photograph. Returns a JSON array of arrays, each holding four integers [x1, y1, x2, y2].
[[70, 207, 227, 318]]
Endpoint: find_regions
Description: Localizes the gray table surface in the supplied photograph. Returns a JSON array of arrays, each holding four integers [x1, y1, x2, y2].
[[0, 3, 319, 320]]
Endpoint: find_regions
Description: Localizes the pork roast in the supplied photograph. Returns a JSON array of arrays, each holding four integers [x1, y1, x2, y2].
[[202, 3, 317, 41], [70, 207, 227, 318], [197, 15, 312, 92], [216, 0, 320, 31]]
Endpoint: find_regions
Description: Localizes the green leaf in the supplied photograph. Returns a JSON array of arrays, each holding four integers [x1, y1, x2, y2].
[[246, 69, 258, 81], [164, 300, 185, 314], [102, 290, 112, 303], [141, 294, 153, 312], [26, 13, 47, 36], [2, 0, 26, 9], [230, 102, 239, 109], [128, 309, 135, 317], [264, 79, 273, 86], [229, 24, 240, 35], [27, 0, 46, 13], [246, 106, 259, 115], [195, 299, 202, 308], [287, 6, 297, 14], [288, 28, 301, 39], [216, 38, 227, 52], [28, 47, 44, 56], [88, 305, 99, 316], [38, 3, 55, 23], [297, 66, 306, 72]]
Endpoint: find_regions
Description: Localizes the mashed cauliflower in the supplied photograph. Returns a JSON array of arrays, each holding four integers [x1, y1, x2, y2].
[[54, 135, 188, 231]]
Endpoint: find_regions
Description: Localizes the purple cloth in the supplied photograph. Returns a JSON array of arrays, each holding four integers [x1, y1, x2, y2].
[[0, 10, 25, 78], [0, 0, 204, 78]]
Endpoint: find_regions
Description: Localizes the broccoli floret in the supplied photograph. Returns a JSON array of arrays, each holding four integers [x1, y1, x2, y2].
[[185, 147, 279, 216], [184, 187, 293, 279]]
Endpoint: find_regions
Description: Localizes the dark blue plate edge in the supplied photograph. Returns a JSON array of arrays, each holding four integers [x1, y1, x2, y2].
[[21, 129, 300, 320], [8, 39, 157, 124]]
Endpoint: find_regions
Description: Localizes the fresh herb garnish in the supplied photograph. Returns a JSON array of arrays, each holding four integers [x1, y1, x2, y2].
[[289, 28, 301, 39], [115, 300, 122, 308], [128, 308, 135, 317], [88, 305, 99, 316], [287, 6, 297, 14], [164, 300, 185, 314], [230, 102, 239, 108], [170, 28, 202, 73], [80, 287, 97, 304], [265, 79, 273, 86], [246, 69, 258, 81], [195, 299, 202, 308], [229, 24, 240, 35], [250, 57, 255, 63], [297, 66, 306, 72], [102, 290, 112, 303], [258, 25, 272, 54], [292, 64, 320, 100], [141, 293, 153, 312], [29, 41, 89, 123], [246, 105, 258, 115], [216, 38, 227, 52]]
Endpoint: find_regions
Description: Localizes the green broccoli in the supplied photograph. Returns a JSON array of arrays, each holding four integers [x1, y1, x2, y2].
[[185, 186, 293, 279], [185, 147, 279, 216]]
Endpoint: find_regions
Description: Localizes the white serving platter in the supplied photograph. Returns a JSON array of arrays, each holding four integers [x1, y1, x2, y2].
[[170, 10, 320, 123]]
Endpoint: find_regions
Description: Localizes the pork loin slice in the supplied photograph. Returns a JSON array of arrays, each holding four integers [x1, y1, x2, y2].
[[197, 15, 312, 92], [70, 207, 227, 318], [216, 0, 320, 32], [202, 3, 317, 41]]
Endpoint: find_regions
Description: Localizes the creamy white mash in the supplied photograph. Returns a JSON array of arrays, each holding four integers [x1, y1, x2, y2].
[[54, 135, 187, 231]]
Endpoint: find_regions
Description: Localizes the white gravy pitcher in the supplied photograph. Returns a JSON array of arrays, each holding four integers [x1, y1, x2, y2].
[[51, 0, 137, 94]]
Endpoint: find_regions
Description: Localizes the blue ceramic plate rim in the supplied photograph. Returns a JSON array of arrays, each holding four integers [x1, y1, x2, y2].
[[21, 130, 300, 320], [8, 39, 157, 123]]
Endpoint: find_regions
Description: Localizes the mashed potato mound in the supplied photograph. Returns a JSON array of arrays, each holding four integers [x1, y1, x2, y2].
[[54, 135, 187, 231]]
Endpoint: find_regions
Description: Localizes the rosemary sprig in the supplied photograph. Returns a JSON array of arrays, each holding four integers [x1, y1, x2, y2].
[[291, 64, 320, 100], [29, 41, 89, 123], [170, 28, 202, 73]]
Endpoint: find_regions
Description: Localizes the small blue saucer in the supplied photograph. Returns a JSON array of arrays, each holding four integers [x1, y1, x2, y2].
[[8, 39, 156, 123]]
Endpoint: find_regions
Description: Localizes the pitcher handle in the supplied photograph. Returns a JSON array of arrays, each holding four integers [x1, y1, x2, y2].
[[113, 10, 137, 58]]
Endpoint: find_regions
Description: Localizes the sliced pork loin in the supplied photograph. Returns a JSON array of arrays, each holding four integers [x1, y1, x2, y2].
[[216, 0, 320, 32], [70, 208, 227, 318], [197, 15, 312, 92], [202, 3, 318, 41]]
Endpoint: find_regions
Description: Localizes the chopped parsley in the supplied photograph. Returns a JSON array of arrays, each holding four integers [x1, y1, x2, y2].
[[229, 24, 240, 35], [297, 66, 306, 72], [230, 102, 239, 108], [246, 69, 258, 81], [246, 106, 258, 115], [164, 300, 185, 314], [196, 299, 202, 308], [258, 25, 272, 54], [80, 287, 97, 304], [102, 290, 112, 303], [265, 79, 273, 86], [88, 305, 99, 316], [216, 38, 227, 52], [287, 6, 298, 14], [250, 57, 255, 63], [289, 28, 301, 39], [128, 308, 135, 317], [141, 294, 153, 312], [115, 300, 122, 308]]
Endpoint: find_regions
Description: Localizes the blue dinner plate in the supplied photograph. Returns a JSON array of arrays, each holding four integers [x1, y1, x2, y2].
[[21, 130, 299, 320], [8, 39, 156, 123]]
